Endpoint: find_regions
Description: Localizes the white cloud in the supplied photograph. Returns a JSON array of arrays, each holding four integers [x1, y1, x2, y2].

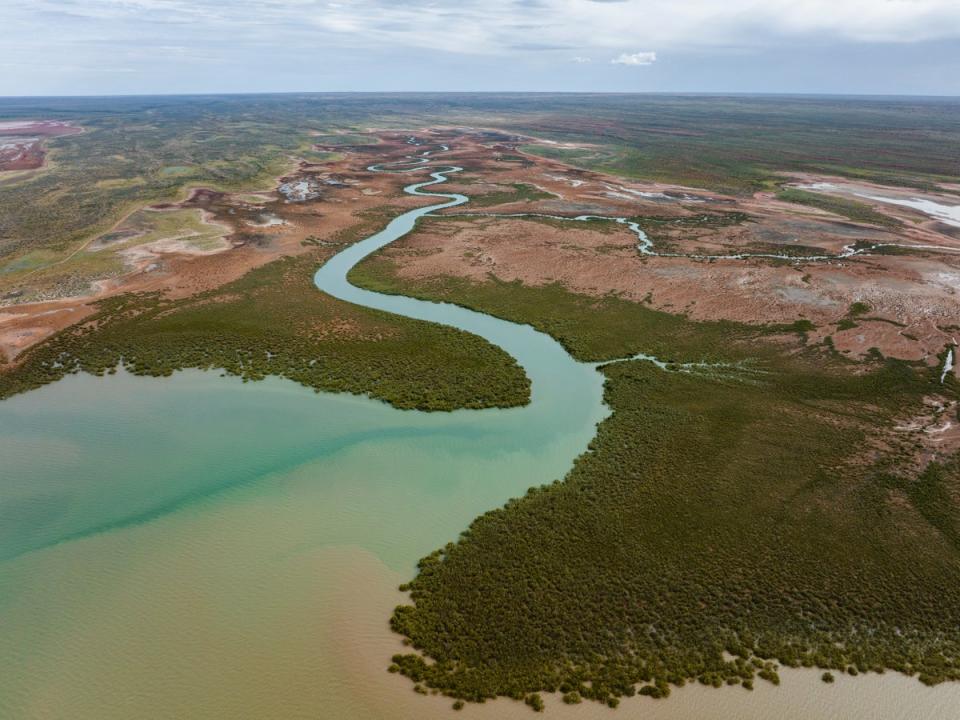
[[3, 0, 960, 93], [8, 0, 960, 58], [611, 51, 656, 66]]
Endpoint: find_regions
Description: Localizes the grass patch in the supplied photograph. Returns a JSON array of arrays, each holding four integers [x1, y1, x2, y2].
[[468, 183, 553, 207], [3, 93, 957, 294], [352, 256, 799, 364]]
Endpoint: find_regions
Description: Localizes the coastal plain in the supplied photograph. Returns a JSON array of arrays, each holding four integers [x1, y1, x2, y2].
[[0, 94, 959, 718]]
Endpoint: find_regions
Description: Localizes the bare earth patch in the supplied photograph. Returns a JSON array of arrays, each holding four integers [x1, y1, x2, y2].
[[362, 128, 960, 367], [0, 120, 82, 172]]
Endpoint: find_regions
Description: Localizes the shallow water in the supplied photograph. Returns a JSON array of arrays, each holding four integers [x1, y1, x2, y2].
[[0, 367, 607, 719], [0, 159, 608, 718], [2, 155, 960, 719]]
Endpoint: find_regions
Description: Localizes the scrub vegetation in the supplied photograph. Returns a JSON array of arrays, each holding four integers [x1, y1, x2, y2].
[[511, 95, 960, 194], [0, 252, 530, 411], [354, 256, 785, 363], [0, 97, 305, 269], [469, 183, 554, 207], [351, 257, 960, 710]]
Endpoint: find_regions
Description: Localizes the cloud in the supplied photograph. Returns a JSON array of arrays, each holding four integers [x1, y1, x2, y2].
[[4, 0, 960, 93], [611, 51, 657, 66], [7, 0, 960, 59], [510, 42, 575, 51]]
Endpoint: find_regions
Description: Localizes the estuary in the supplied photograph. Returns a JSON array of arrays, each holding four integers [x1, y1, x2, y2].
[[1, 145, 959, 719]]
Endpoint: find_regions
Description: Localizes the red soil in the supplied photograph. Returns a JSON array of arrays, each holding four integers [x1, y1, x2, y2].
[[0, 120, 82, 171], [4, 127, 959, 372], [0, 136, 433, 361]]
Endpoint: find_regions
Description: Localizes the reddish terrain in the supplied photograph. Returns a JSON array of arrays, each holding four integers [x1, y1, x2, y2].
[[0, 133, 435, 361], [352, 129, 960, 369], [0, 120, 82, 171], [3, 128, 958, 391]]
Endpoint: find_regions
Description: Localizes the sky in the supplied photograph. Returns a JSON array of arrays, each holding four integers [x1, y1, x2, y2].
[[1, 0, 959, 96]]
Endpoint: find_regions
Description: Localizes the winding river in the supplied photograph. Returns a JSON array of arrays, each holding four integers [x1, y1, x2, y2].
[[2, 143, 960, 719], [315, 156, 602, 415], [0, 145, 609, 718]]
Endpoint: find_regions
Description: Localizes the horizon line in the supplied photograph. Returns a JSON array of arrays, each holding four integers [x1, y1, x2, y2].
[[1, 90, 959, 101]]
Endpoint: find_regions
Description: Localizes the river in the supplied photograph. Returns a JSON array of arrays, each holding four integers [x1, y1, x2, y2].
[[0, 147, 959, 719]]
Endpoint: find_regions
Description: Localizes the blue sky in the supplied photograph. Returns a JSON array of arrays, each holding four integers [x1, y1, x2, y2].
[[2, 0, 959, 96]]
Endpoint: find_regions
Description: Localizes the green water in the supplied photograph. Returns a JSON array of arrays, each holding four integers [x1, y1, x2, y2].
[[0, 157, 608, 718], [0, 367, 602, 569]]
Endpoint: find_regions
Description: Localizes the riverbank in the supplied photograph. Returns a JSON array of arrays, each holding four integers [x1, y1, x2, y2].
[[2, 134, 958, 718], [3, 369, 958, 720], [344, 151, 960, 708]]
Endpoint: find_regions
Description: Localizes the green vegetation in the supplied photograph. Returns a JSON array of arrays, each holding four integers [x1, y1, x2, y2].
[[776, 189, 901, 228], [0, 98, 308, 271], [313, 133, 379, 146], [765, 318, 816, 334], [508, 95, 960, 194], [835, 302, 874, 330], [0, 252, 530, 411], [4, 92, 957, 289], [468, 183, 553, 207], [4, 93, 960, 709], [353, 256, 795, 364], [525, 693, 544, 712], [626, 210, 753, 253], [350, 257, 960, 710], [636, 210, 752, 230]]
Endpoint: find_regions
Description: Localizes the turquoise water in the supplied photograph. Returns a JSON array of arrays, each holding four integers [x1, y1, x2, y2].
[[0, 161, 605, 567], [0, 153, 608, 718]]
